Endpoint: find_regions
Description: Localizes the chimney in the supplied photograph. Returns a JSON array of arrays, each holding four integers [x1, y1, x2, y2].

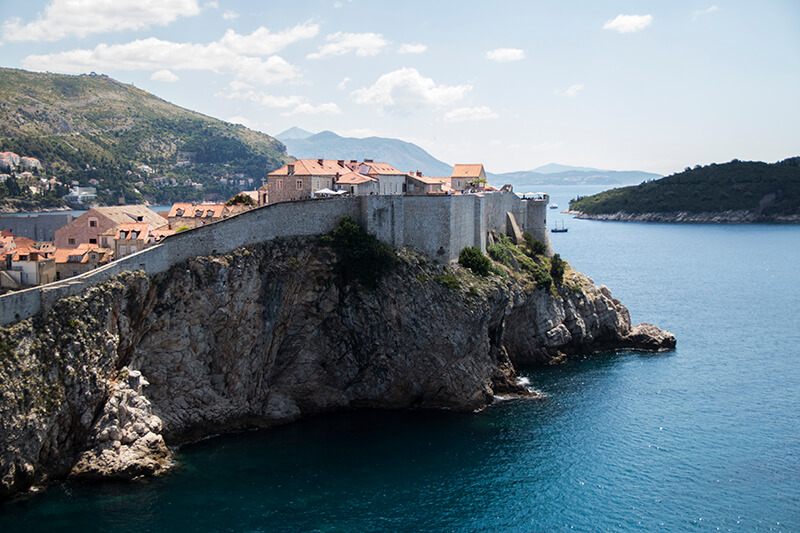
[[364, 159, 373, 163], [337, 160, 345, 166], [317, 158, 324, 165], [287, 164, 294, 175], [350, 159, 357, 164]]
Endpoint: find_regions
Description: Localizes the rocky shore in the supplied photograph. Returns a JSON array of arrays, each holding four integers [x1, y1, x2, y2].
[[567, 209, 800, 223], [0, 237, 674, 498]]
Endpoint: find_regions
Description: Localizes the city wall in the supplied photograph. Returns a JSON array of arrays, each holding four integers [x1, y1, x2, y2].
[[0, 192, 549, 325]]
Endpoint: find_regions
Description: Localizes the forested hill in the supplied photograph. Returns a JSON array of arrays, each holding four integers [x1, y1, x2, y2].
[[0, 68, 290, 207], [568, 158, 800, 222]]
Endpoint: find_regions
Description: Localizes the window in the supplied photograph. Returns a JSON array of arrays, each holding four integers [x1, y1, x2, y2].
[[119, 245, 126, 256], [276, 179, 283, 190], [89, 238, 97, 244], [296, 179, 303, 190], [88, 218, 97, 227], [175, 208, 184, 217], [68, 237, 76, 245]]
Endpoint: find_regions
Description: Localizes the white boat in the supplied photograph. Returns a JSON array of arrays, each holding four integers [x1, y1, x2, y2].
[[549, 203, 559, 209]]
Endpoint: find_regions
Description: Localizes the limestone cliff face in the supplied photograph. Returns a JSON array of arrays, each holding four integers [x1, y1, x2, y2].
[[0, 237, 674, 497]]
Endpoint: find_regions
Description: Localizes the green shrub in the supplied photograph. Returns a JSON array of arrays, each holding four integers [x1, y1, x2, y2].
[[225, 193, 257, 206], [435, 274, 460, 290], [531, 263, 553, 290], [458, 246, 491, 276], [523, 232, 547, 257], [321, 215, 396, 288], [487, 243, 514, 269], [550, 253, 566, 286]]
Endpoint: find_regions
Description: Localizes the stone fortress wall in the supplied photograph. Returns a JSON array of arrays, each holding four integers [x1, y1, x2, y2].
[[0, 192, 549, 325]]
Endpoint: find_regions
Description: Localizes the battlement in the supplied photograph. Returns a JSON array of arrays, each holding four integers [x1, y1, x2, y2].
[[0, 192, 551, 325]]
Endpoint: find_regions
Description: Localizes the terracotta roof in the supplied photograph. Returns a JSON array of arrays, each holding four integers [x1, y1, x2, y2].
[[3, 245, 50, 261], [92, 205, 168, 228], [360, 162, 403, 175], [335, 171, 377, 185], [52, 244, 111, 264], [168, 203, 227, 218], [268, 159, 350, 176], [115, 222, 151, 241], [406, 174, 443, 185], [451, 164, 485, 178]]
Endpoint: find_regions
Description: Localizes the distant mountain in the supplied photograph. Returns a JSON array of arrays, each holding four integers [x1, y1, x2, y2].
[[0, 67, 290, 208], [488, 167, 661, 189], [533, 163, 605, 174], [276, 127, 314, 141], [569, 158, 800, 221], [280, 130, 454, 177]]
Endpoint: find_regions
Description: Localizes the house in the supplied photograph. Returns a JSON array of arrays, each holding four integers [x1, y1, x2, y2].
[[63, 186, 97, 204], [53, 243, 112, 280], [114, 222, 175, 258], [0, 245, 56, 289], [167, 202, 250, 229], [54, 205, 168, 249], [257, 183, 269, 206], [267, 159, 351, 204], [406, 172, 445, 195], [357, 160, 406, 195], [451, 164, 487, 191], [334, 171, 379, 196]]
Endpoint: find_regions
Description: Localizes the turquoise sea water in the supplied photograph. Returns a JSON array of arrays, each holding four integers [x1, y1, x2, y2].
[[2, 186, 799, 531]]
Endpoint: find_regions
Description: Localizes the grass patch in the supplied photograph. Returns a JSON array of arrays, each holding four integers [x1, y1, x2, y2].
[[434, 274, 460, 290]]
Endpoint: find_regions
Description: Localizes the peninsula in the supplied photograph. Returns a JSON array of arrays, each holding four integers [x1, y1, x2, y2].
[[0, 192, 675, 498], [568, 158, 800, 223]]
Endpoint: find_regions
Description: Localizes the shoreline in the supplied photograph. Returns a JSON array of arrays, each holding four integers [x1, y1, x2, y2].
[[565, 209, 800, 224]]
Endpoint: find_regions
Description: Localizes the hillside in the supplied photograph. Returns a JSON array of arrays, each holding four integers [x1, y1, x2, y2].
[[279, 129, 454, 177], [0, 68, 290, 208], [568, 158, 800, 222]]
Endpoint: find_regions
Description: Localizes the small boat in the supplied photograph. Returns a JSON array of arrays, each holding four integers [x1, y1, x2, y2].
[[549, 203, 559, 209], [551, 220, 568, 233]]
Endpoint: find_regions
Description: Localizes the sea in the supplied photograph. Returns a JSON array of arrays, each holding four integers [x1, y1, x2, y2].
[[1, 185, 798, 532]]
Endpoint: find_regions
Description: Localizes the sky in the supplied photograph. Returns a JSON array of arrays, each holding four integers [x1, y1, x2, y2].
[[0, 0, 798, 176]]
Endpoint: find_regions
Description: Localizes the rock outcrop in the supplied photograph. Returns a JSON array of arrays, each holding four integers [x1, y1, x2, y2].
[[0, 237, 674, 497]]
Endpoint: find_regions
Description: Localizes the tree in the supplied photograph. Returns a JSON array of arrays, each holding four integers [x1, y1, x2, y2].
[[458, 246, 491, 276], [225, 193, 256, 206], [550, 253, 565, 286]]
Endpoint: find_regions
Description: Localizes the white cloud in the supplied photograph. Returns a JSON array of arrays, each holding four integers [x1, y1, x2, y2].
[[399, 43, 427, 54], [603, 14, 653, 33], [281, 103, 341, 116], [337, 77, 351, 90], [150, 69, 179, 82], [443, 106, 498, 122], [352, 67, 471, 113], [222, 11, 239, 20], [693, 5, 719, 21], [484, 48, 526, 62], [565, 83, 584, 97], [3, 0, 201, 42], [21, 23, 320, 86], [307, 32, 388, 59], [217, 85, 339, 116], [219, 21, 319, 55]]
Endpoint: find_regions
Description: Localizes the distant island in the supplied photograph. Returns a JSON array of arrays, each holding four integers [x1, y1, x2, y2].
[[568, 158, 800, 223]]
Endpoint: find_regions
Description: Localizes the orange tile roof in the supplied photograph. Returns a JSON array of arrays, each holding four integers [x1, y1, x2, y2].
[[168, 203, 227, 218], [335, 171, 377, 185], [268, 159, 350, 176], [360, 162, 403, 175], [406, 174, 443, 185], [451, 164, 485, 178], [115, 222, 151, 240]]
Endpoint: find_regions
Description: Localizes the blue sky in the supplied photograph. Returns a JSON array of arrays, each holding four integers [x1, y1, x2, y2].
[[1, 0, 798, 175]]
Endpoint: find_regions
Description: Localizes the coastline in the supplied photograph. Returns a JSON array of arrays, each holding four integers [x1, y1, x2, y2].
[[565, 209, 800, 224]]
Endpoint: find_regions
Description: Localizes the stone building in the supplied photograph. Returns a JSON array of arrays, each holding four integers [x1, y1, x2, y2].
[[55, 205, 168, 249], [451, 164, 487, 191]]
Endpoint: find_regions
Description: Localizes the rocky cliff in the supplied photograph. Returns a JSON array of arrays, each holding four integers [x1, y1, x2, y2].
[[0, 236, 674, 497]]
